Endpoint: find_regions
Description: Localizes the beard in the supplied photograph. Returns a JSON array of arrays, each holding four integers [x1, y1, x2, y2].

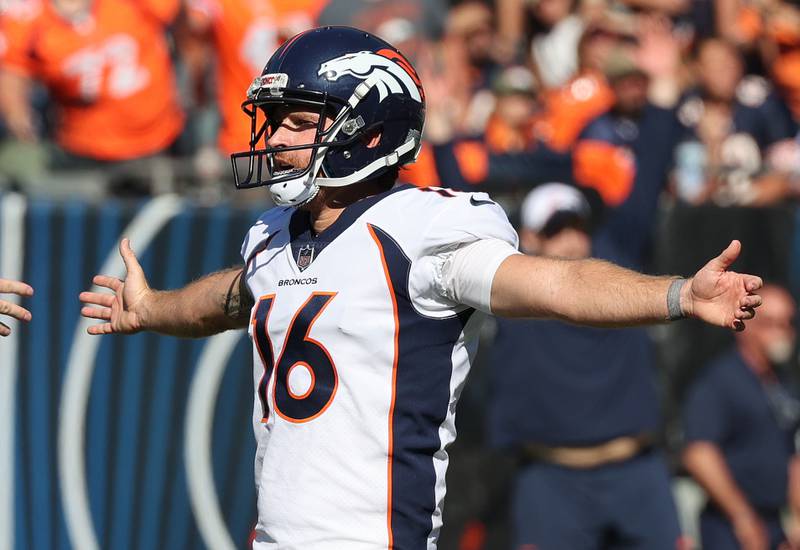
[[272, 150, 313, 177]]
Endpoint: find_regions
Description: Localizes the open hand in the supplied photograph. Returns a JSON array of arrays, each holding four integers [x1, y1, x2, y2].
[[635, 15, 682, 79], [0, 278, 33, 336], [682, 240, 763, 330], [79, 238, 153, 335]]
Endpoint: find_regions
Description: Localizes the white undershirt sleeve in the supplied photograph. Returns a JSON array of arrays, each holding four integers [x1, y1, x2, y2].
[[437, 239, 521, 313]]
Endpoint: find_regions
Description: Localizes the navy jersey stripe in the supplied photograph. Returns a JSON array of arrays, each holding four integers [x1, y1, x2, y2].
[[368, 224, 473, 549]]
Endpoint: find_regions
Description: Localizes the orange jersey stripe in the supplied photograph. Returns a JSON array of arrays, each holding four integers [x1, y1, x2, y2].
[[367, 223, 400, 549]]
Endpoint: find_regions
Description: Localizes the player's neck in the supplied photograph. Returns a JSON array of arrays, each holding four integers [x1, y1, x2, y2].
[[308, 202, 343, 236], [304, 178, 395, 235]]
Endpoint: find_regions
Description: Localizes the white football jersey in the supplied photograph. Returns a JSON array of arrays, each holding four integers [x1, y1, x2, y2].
[[241, 185, 518, 549]]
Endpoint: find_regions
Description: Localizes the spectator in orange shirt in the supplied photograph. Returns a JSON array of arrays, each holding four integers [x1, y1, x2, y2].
[[0, 0, 185, 167], [532, 24, 619, 152], [484, 66, 540, 154], [180, 0, 326, 158]]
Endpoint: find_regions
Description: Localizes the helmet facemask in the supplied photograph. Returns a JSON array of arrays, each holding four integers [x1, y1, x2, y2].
[[231, 70, 422, 207], [231, 93, 357, 206], [229, 28, 428, 205]]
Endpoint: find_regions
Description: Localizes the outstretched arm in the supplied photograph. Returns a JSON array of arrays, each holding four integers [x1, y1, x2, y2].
[[490, 240, 762, 330], [79, 238, 254, 337], [0, 278, 33, 336]]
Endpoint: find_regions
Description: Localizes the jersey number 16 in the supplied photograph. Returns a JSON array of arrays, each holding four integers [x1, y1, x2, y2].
[[251, 292, 339, 423]]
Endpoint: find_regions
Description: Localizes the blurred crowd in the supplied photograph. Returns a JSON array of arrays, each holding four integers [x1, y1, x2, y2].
[[2, 0, 800, 549], [0, 0, 798, 204]]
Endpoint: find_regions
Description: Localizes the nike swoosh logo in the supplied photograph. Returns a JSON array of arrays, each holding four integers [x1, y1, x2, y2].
[[470, 196, 495, 206]]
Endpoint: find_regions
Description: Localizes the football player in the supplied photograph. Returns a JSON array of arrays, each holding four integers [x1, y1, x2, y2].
[[80, 27, 764, 549], [0, 278, 33, 336]]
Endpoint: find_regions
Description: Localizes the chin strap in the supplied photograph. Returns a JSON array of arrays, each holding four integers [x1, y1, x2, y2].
[[315, 137, 417, 188]]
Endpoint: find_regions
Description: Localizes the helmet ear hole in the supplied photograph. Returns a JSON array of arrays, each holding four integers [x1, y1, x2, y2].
[[363, 129, 382, 149]]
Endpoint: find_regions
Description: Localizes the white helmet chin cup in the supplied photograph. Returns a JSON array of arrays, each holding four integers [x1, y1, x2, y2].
[[269, 174, 320, 206], [270, 144, 330, 206]]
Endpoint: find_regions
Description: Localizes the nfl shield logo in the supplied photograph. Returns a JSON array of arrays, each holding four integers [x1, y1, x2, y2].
[[296, 244, 315, 271]]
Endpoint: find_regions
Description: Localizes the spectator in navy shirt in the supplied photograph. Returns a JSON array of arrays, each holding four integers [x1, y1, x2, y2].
[[683, 284, 800, 550], [672, 38, 800, 206], [488, 183, 684, 550]]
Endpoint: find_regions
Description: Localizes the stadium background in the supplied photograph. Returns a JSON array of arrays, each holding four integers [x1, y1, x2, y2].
[[1, 0, 800, 548]]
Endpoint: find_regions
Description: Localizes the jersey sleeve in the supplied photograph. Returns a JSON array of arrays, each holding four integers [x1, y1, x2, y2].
[[241, 219, 267, 264], [0, 10, 37, 76], [410, 191, 520, 314], [437, 238, 520, 312], [240, 207, 292, 264]]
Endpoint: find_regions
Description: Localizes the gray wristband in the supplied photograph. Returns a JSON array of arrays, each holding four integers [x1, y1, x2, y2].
[[667, 278, 687, 321]]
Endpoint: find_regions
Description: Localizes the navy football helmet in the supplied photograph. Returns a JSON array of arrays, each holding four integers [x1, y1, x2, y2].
[[230, 26, 426, 206]]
